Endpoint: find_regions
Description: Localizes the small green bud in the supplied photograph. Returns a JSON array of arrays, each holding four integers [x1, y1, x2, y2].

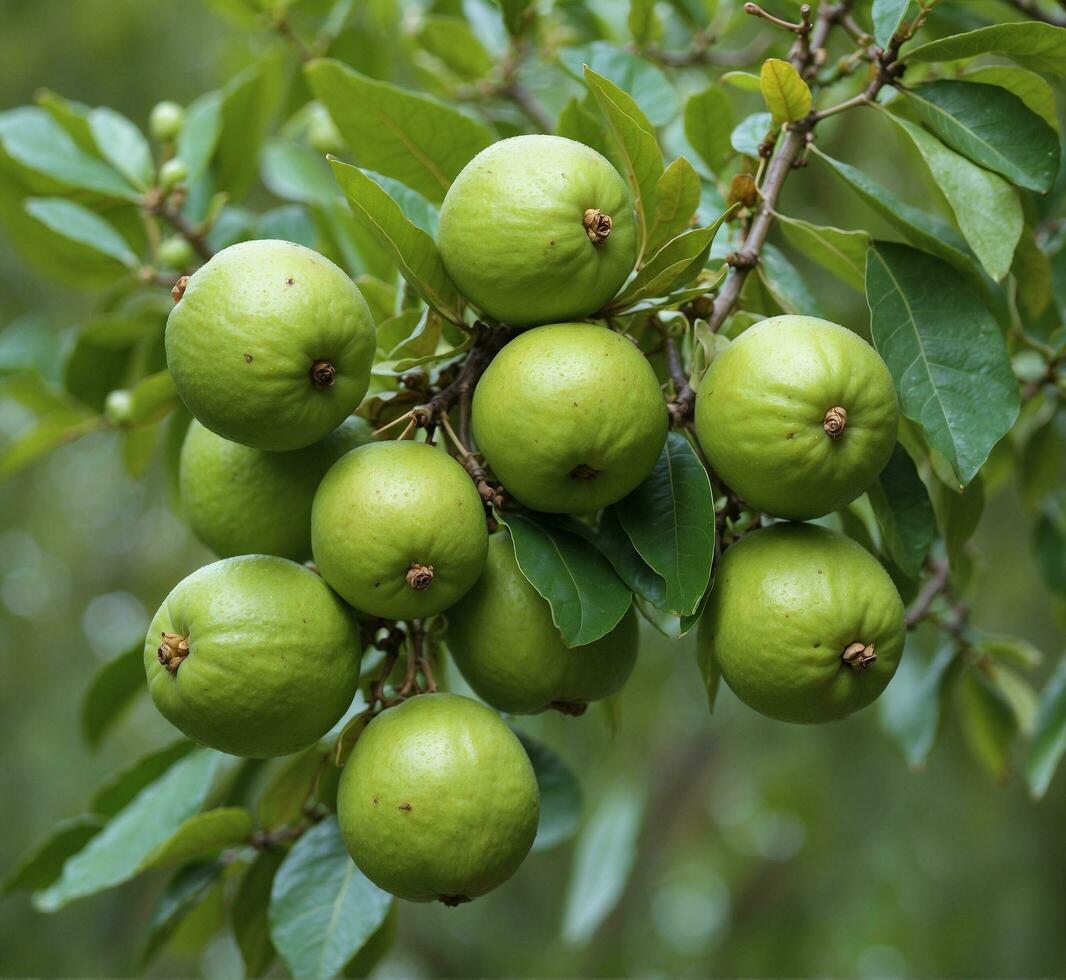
[[149, 101, 185, 142], [158, 236, 195, 270], [159, 158, 188, 191], [104, 389, 134, 426]]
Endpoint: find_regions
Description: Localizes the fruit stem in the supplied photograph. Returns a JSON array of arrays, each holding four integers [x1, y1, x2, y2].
[[157, 631, 190, 673], [583, 208, 613, 246], [406, 563, 435, 591], [569, 463, 600, 480], [842, 641, 876, 671], [310, 360, 336, 389], [171, 275, 189, 303], [823, 405, 847, 439]]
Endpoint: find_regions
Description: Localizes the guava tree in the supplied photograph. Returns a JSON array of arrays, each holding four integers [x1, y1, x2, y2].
[[1, 0, 1065, 976]]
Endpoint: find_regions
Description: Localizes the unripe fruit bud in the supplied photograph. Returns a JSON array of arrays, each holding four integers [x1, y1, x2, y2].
[[159, 158, 188, 191], [149, 101, 185, 142], [158, 235, 195, 270], [104, 389, 134, 426]]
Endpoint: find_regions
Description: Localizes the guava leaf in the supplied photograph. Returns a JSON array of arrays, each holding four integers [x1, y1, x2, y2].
[[416, 16, 493, 80], [514, 732, 582, 853], [868, 444, 936, 579], [90, 739, 196, 817], [684, 85, 734, 174], [81, 642, 145, 748], [730, 111, 774, 158], [903, 80, 1059, 193], [256, 745, 330, 830], [497, 0, 535, 37], [234, 850, 285, 978], [593, 507, 669, 610], [34, 749, 222, 911], [759, 58, 811, 124], [140, 860, 230, 968], [329, 157, 464, 324], [930, 472, 985, 566], [176, 90, 223, 185], [88, 107, 152, 190], [757, 242, 829, 318], [25, 198, 138, 270], [140, 808, 254, 871], [963, 66, 1058, 130], [502, 511, 633, 648], [865, 242, 1018, 486], [614, 432, 714, 617], [306, 59, 492, 203], [777, 215, 870, 292], [1026, 657, 1066, 799], [903, 21, 1066, 77], [871, 0, 910, 50], [959, 668, 1018, 781], [3, 815, 106, 894], [646, 156, 701, 255], [269, 817, 392, 980], [561, 43, 677, 127]]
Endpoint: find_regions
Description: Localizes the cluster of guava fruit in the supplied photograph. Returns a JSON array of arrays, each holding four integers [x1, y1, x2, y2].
[[144, 133, 906, 907]]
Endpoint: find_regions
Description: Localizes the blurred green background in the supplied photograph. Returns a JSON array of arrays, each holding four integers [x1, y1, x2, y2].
[[1, 1, 1064, 977]]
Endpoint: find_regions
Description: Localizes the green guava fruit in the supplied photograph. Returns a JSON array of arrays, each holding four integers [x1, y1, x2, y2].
[[694, 315, 898, 520], [166, 240, 375, 451], [437, 135, 636, 326], [311, 440, 489, 619], [179, 416, 373, 562], [144, 555, 362, 757], [699, 522, 905, 724], [446, 531, 638, 714], [336, 693, 539, 904], [471, 323, 668, 513]]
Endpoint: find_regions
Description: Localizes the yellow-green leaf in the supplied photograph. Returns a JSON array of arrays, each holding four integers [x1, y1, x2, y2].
[[759, 58, 811, 124]]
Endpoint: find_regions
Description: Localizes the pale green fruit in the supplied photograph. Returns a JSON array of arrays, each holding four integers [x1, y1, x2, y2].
[[337, 694, 539, 904], [166, 240, 375, 451], [179, 416, 372, 561], [158, 157, 187, 190], [144, 556, 362, 757], [158, 235, 195, 270], [472, 323, 668, 513], [695, 315, 898, 520], [311, 441, 488, 619], [149, 101, 184, 141], [447, 532, 638, 714], [437, 136, 636, 326], [700, 523, 905, 724]]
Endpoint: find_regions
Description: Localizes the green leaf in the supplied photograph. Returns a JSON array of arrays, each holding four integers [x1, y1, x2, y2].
[[1034, 492, 1066, 597], [515, 732, 581, 852], [758, 242, 828, 318], [609, 206, 735, 310], [760, 58, 811, 124], [125, 369, 178, 425], [417, 16, 494, 80], [886, 112, 1022, 282], [562, 780, 645, 946], [63, 313, 160, 412], [903, 21, 1066, 77], [3, 816, 106, 894], [931, 472, 985, 564], [628, 0, 658, 45], [1020, 412, 1065, 509], [329, 158, 464, 324], [963, 66, 1058, 131], [234, 850, 285, 978], [261, 139, 339, 207], [904, 81, 1059, 194], [556, 97, 612, 160], [646, 156, 700, 255], [90, 740, 197, 817], [215, 54, 286, 200], [88, 107, 153, 190], [868, 444, 936, 579], [683, 85, 734, 174], [872, 0, 911, 50], [0, 106, 136, 200], [959, 668, 1017, 781], [24, 198, 138, 269], [140, 860, 228, 967], [502, 511, 633, 648], [594, 507, 669, 610], [879, 642, 961, 768], [561, 43, 677, 127], [81, 643, 144, 748], [583, 66, 663, 259], [777, 215, 870, 292], [257, 745, 330, 830], [140, 808, 254, 871], [34, 749, 221, 912], [1026, 657, 1066, 799], [731, 111, 774, 158], [497, 0, 535, 36], [614, 432, 714, 616], [307, 59, 493, 203], [865, 242, 1019, 485], [978, 633, 1043, 671], [177, 90, 223, 185], [720, 71, 762, 93], [269, 817, 392, 980]]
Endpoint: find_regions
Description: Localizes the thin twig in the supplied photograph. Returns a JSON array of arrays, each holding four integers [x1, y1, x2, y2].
[[160, 206, 214, 262], [905, 558, 950, 628]]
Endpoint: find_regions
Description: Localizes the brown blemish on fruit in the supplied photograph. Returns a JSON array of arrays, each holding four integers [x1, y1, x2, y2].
[[406, 563, 434, 591], [583, 208, 613, 245], [243, 353, 253, 363], [823, 406, 847, 439], [310, 360, 336, 389], [372, 796, 379, 806], [157, 631, 189, 673], [570, 464, 599, 480], [398, 803, 412, 811], [842, 642, 877, 671], [286, 277, 295, 286]]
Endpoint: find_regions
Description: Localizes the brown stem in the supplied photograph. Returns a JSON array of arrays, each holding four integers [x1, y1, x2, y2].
[[161, 206, 214, 263], [905, 558, 950, 628], [662, 330, 696, 424]]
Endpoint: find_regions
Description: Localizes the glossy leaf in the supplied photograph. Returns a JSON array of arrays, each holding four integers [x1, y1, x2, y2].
[[872, 0, 910, 49], [3, 816, 106, 894], [903, 21, 1066, 77], [140, 860, 228, 967], [81, 643, 144, 748], [931, 472, 985, 564], [865, 242, 1019, 485], [555, 96, 612, 160], [731, 111, 774, 157], [760, 58, 811, 124], [561, 43, 678, 127], [683, 85, 733, 174], [1026, 657, 1066, 799], [329, 158, 463, 323], [177, 90, 223, 184], [963, 66, 1058, 131], [257, 745, 330, 830], [515, 732, 582, 852], [758, 242, 828, 318], [269, 817, 392, 980], [959, 668, 1017, 781], [90, 740, 196, 817], [502, 512, 633, 648], [307, 59, 492, 203], [879, 643, 960, 769], [594, 507, 669, 610], [868, 444, 935, 579], [215, 54, 286, 200], [646, 156, 700, 255], [904, 80, 1059, 194], [417, 16, 493, 80], [777, 215, 870, 292], [614, 432, 714, 616], [25, 198, 137, 269], [34, 749, 221, 911], [88, 107, 153, 190], [234, 850, 285, 978], [140, 808, 254, 871]]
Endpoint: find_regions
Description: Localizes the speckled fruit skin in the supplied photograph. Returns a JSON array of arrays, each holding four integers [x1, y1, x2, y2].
[[337, 694, 539, 904], [447, 532, 639, 714], [165, 240, 375, 451], [694, 315, 898, 520], [700, 523, 905, 724], [144, 556, 362, 757], [471, 324, 668, 513], [311, 441, 489, 619], [179, 416, 373, 561], [437, 136, 636, 326]]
